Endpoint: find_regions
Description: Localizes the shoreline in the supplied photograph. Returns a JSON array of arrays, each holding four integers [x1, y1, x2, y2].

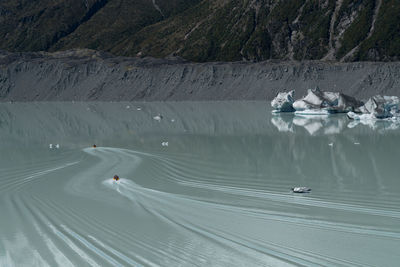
[[1, 49, 400, 102]]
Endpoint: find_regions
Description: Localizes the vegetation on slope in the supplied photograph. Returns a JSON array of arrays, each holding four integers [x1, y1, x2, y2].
[[0, 0, 399, 62]]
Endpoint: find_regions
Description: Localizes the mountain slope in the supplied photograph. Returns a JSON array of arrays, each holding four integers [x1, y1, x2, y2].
[[0, 0, 398, 62]]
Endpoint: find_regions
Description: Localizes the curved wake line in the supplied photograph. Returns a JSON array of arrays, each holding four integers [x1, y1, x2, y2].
[[177, 180, 400, 219], [102, 178, 378, 267], [78, 146, 400, 266], [89, 147, 400, 220], [0, 161, 79, 192]]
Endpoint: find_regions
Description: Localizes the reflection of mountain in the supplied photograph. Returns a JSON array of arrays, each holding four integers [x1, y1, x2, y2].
[[1, 102, 399, 267], [267, 112, 400, 200], [0, 102, 272, 146], [1, 102, 399, 203]]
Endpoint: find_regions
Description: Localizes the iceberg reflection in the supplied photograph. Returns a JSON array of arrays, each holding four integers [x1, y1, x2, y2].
[[272, 114, 347, 135], [272, 113, 400, 135], [270, 115, 294, 132], [348, 118, 400, 131]]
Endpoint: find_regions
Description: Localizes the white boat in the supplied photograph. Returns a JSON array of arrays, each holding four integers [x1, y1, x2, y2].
[[291, 187, 311, 193]]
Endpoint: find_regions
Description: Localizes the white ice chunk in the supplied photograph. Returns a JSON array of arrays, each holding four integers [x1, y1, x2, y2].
[[355, 95, 399, 119], [347, 111, 400, 131], [293, 87, 362, 113], [153, 114, 163, 121], [295, 109, 330, 116], [271, 90, 295, 112], [161, 141, 169, 146]]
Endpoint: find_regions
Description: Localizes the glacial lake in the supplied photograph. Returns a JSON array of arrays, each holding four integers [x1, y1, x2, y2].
[[0, 102, 399, 266]]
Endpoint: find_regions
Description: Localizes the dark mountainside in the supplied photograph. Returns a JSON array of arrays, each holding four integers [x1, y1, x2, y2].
[[1, 0, 400, 62], [1, 49, 400, 101], [1, 0, 399, 101]]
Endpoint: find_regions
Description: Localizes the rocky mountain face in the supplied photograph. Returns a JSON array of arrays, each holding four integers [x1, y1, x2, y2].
[[1, 50, 400, 101], [0, 0, 399, 62]]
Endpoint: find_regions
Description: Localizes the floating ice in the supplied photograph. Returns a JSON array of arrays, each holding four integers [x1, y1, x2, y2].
[[348, 112, 400, 122], [161, 141, 169, 146], [354, 95, 399, 119], [347, 112, 400, 131], [49, 144, 60, 149], [293, 87, 362, 113], [271, 90, 295, 112], [295, 109, 330, 116], [153, 114, 163, 121]]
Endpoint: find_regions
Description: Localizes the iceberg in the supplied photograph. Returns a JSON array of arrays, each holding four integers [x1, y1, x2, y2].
[[347, 95, 400, 130], [355, 95, 399, 119], [271, 90, 295, 112], [293, 87, 362, 113], [294, 109, 330, 116]]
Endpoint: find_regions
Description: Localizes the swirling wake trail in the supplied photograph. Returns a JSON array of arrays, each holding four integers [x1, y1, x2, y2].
[[92, 147, 390, 266]]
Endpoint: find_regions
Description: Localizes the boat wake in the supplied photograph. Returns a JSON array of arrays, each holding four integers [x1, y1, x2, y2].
[[1, 146, 400, 266]]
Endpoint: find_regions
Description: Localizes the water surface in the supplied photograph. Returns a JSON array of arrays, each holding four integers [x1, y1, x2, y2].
[[0, 102, 399, 266]]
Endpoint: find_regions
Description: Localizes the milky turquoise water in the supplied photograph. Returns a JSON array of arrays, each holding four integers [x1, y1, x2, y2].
[[0, 102, 399, 266]]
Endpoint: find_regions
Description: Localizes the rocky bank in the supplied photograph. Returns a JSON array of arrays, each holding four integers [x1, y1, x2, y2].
[[0, 49, 399, 101]]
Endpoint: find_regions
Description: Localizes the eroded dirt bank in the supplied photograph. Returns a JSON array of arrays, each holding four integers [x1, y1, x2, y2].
[[1, 50, 399, 101]]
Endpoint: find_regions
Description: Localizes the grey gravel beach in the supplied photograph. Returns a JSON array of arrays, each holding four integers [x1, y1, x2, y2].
[[1, 49, 400, 102]]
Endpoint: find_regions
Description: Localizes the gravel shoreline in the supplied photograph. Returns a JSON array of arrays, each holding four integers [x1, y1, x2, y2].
[[1, 49, 399, 101]]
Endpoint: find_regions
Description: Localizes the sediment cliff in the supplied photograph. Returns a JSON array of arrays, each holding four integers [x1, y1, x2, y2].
[[1, 50, 399, 101]]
